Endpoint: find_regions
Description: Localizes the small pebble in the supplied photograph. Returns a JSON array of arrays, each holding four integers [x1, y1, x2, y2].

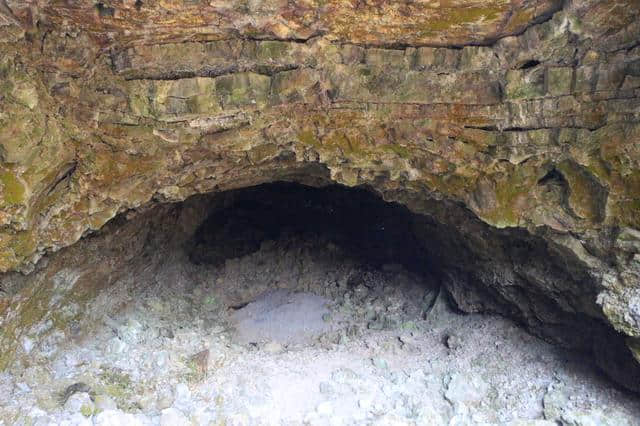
[[445, 333, 462, 351], [63, 392, 94, 416]]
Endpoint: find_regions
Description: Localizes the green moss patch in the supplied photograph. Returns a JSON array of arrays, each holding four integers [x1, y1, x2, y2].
[[0, 168, 26, 205]]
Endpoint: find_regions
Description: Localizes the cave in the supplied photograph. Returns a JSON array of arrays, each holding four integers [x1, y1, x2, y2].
[[2, 179, 640, 424], [1, 0, 640, 424]]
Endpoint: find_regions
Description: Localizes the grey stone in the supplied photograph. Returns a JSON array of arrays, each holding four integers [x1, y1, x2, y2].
[[445, 373, 489, 404]]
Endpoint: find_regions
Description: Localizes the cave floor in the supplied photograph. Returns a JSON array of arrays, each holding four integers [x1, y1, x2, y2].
[[1, 232, 639, 426]]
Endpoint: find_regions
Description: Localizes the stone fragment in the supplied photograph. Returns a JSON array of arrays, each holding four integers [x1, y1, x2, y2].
[[63, 392, 94, 416], [189, 349, 209, 378], [445, 333, 462, 351], [445, 373, 489, 404], [60, 382, 91, 405]]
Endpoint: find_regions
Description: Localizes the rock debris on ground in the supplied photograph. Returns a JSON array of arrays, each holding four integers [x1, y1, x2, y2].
[[1, 230, 639, 425]]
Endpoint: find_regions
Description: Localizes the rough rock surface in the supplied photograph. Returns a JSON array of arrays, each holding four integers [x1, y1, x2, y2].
[[0, 0, 639, 390]]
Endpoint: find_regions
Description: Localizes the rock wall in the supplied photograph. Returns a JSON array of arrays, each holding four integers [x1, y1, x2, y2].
[[0, 0, 639, 388]]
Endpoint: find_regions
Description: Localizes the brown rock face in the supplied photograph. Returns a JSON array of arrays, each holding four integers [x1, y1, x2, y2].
[[24, 0, 564, 47], [0, 0, 639, 390]]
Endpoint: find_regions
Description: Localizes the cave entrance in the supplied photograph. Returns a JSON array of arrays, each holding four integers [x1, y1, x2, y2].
[[188, 182, 434, 286], [2, 181, 640, 424], [183, 182, 441, 348]]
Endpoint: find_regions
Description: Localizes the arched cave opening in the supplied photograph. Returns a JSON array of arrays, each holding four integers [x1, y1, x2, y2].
[[1, 181, 639, 423]]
